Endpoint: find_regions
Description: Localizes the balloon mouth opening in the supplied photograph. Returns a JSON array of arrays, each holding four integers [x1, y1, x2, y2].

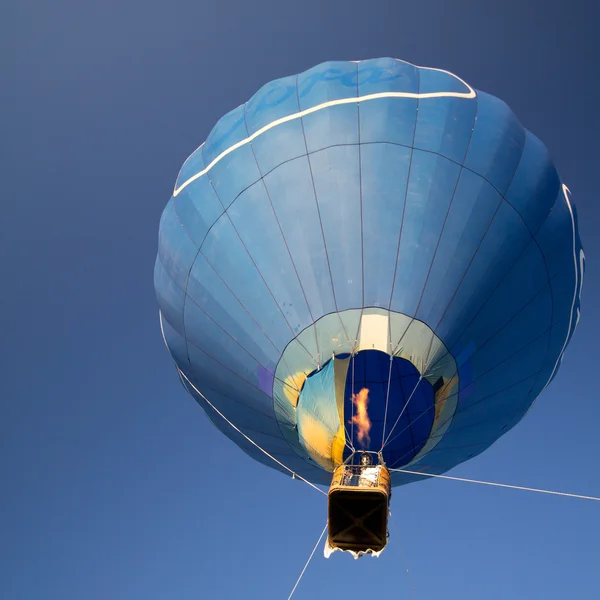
[[274, 308, 460, 474]]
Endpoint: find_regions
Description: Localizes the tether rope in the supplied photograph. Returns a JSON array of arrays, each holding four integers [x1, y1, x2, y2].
[[391, 468, 600, 502], [287, 523, 328, 599]]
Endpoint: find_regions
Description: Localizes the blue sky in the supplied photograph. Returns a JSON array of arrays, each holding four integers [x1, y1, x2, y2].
[[3, 1, 599, 598]]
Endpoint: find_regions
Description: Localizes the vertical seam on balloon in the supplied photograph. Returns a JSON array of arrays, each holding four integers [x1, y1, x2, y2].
[[195, 249, 305, 391], [356, 63, 366, 354], [188, 140, 522, 254], [397, 359, 419, 460], [241, 99, 324, 465], [412, 324, 551, 453], [423, 249, 560, 391], [408, 92, 480, 329], [177, 368, 327, 484], [389, 365, 546, 468], [381, 66, 421, 453], [172, 67, 476, 197], [430, 132, 528, 338], [242, 100, 321, 368], [164, 198, 198, 368], [387, 66, 420, 314], [386, 86, 478, 459], [156, 254, 293, 410], [159, 312, 282, 423], [295, 75, 353, 351], [166, 181, 297, 366], [199, 143, 319, 365]]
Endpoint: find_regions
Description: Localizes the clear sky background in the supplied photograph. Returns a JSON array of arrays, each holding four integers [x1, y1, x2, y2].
[[4, 1, 600, 598]]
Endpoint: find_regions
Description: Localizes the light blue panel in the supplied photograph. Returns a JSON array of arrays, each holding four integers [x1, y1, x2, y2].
[[505, 131, 560, 234], [184, 300, 267, 389], [357, 58, 418, 146], [309, 145, 363, 309], [160, 312, 189, 368], [187, 252, 287, 363], [200, 217, 299, 352], [175, 144, 205, 189], [245, 74, 299, 133], [263, 156, 337, 318], [201, 215, 297, 347], [416, 170, 500, 326], [204, 144, 261, 210], [183, 384, 276, 443], [302, 104, 359, 153], [203, 103, 247, 163], [390, 150, 461, 315], [464, 92, 526, 194], [249, 120, 306, 176], [413, 67, 477, 164], [154, 257, 186, 336], [186, 345, 274, 418], [201, 102, 261, 208], [245, 74, 306, 175], [452, 240, 549, 363], [172, 162, 224, 248], [298, 61, 359, 153], [157, 200, 198, 290], [361, 143, 411, 307], [435, 201, 532, 345], [297, 61, 358, 106], [228, 181, 314, 335]]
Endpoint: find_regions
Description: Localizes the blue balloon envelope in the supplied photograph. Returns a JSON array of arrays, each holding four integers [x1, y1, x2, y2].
[[155, 58, 584, 486]]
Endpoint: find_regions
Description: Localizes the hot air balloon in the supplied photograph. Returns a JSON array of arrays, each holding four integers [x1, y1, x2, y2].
[[154, 58, 584, 555]]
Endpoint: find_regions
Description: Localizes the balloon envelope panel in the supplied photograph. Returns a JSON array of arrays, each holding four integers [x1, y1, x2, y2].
[[155, 58, 584, 487]]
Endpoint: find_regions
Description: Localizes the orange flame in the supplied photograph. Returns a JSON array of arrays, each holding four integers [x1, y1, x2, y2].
[[349, 388, 371, 448]]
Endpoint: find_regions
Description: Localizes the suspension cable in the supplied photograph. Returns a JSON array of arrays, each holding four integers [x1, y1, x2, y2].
[[350, 352, 356, 446], [287, 522, 328, 599], [391, 468, 600, 502], [178, 369, 326, 497], [389, 511, 419, 599], [381, 354, 394, 447], [381, 375, 424, 449]]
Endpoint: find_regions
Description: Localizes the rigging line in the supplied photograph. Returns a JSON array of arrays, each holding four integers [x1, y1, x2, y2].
[[381, 375, 424, 450], [178, 369, 326, 497], [351, 353, 356, 446], [390, 469, 600, 502], [381, 354, 395, 448], [287, 522, 328, 600], [389, 511, 419, 600], [382, 331, 438, 450]]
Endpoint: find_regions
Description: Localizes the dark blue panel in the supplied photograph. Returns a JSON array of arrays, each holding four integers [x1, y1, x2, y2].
[[464, 91, 526, 194], [505, 131, 559, 235]]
